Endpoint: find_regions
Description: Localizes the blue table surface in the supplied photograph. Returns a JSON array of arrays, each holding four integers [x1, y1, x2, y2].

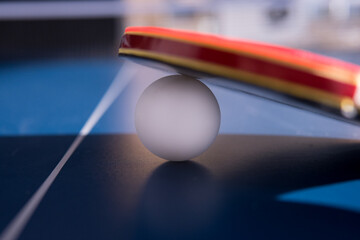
[[0, 57, 359, 239], [2, 58, 360, 138]]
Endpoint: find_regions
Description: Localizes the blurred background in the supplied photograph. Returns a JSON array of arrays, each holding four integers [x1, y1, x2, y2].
[[2, 0, 360, 60]]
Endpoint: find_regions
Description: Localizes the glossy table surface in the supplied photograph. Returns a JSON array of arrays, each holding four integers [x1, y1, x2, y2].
[[0, 57, 359, 240]]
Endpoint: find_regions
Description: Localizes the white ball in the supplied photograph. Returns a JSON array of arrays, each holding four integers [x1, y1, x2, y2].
[[135, 75, 221, 161]]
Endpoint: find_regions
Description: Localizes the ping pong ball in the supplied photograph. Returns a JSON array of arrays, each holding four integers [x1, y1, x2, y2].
[[135, 75, 220, 161]]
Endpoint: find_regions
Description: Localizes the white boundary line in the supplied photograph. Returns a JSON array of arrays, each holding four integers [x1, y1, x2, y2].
[[0, 61, 137, 240]]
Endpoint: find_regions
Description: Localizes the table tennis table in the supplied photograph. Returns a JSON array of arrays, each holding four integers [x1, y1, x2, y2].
[[0, 56, 359, 240]]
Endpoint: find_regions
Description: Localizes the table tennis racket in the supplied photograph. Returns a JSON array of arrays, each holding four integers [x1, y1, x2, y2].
[[118, 26, 360, 125]]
